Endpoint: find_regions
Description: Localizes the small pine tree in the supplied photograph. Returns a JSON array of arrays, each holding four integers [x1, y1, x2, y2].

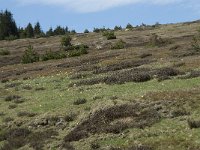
[[25, 23, 34, 38], [21, 45, 39, 63], [46, 27, 54, 37]]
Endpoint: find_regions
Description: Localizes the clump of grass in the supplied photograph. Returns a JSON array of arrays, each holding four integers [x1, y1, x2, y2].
[[8, 104, 17, 109], [0, 48, 10, 55], [188, 118, 200, 129], [35, 87, 46, 91], [139, 53, 152, 59], [5, 95, 21, 102], [5, 82, 22, 88], [17, 111, 37, 117], [1, 79, 9, 83], [64, 113, 77, 122], [0, 112, 5, 116], [111, 39, 126, 49], [22, 85, 32, 90], [3, 117, 14, 123], [73, 98, 87, 105], [90, 142, 100, 149]]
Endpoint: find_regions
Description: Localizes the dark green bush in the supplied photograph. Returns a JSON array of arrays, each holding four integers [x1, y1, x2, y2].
[[0, 48, 10, 55], [68, 44, 88, 57], [111, 39, 126, 49], [41, 50, 67, 61], [103, 31, 116, 40], [21, 45, 39, 64], [73, 98, 87, 105], [188, 118, 200, 129]]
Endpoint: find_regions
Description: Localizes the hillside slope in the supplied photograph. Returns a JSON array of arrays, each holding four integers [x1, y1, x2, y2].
[[0, 21, 200, 150]]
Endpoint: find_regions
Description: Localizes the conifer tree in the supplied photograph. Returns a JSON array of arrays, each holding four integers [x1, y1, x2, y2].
[[0, 10, 18, 40], [34, 22, 42, 37], [25, 23, 34, 38]]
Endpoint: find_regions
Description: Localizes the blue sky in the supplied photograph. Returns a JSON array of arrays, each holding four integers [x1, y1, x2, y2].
[[0, 0, 200, 32]]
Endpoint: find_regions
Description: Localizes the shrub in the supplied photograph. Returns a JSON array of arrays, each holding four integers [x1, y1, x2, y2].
[[111, 39, 126, 49], [17, 111, 36, 117], [188, 119, 200, 129], [73, 98, 87, 105], [8, 104, 17, 109], [61, 35, 72, 47], [103, 31, 116, 40], [41, 50, 67, 61], [5, 95, 21, 101], [68, 46, 88, 57], [148, 33, 166, 47], [21, 45, 39, 64], [0, 48, 10, 55], [191, 36, 200, 52], [90, 142, 100, 149], [64, 113, 76, 122]]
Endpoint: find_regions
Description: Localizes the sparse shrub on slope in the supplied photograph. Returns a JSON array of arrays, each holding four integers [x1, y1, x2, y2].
[[0, 48, 10, 55], [191, 35, 200, 52], [61, 35, 72, 47], [21, 45, 39, 64], [148, 33, 170, 47], [41, 50, 67, 61], [103, 31, 116, 40], [111, 39, 126, 49]]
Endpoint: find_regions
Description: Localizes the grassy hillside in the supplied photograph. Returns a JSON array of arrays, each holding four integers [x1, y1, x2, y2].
[[0, 21, 200, 150]]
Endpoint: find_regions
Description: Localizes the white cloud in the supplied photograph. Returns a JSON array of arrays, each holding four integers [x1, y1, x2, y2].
[[16, 0, 184, 13]]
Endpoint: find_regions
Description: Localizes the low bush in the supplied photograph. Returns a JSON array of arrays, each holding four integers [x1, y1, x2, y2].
[[5, 95, 21, 101], [111, 39, 126, 49], [17, 111, 37, 117], [103, 31, 116, 40], [61, 35, 72, 47], [191, 36, 200, 52], [148, 33, 170, 47], [68, 47, 88, 57], [41, 50, 67, 61], [64, 113, 76, 122], [21, 45, 39, 64], [188, 118, 200, 129], [0, 48, 10, 55], [8, 104, 17, 109], [73, 98, 87, 105]]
